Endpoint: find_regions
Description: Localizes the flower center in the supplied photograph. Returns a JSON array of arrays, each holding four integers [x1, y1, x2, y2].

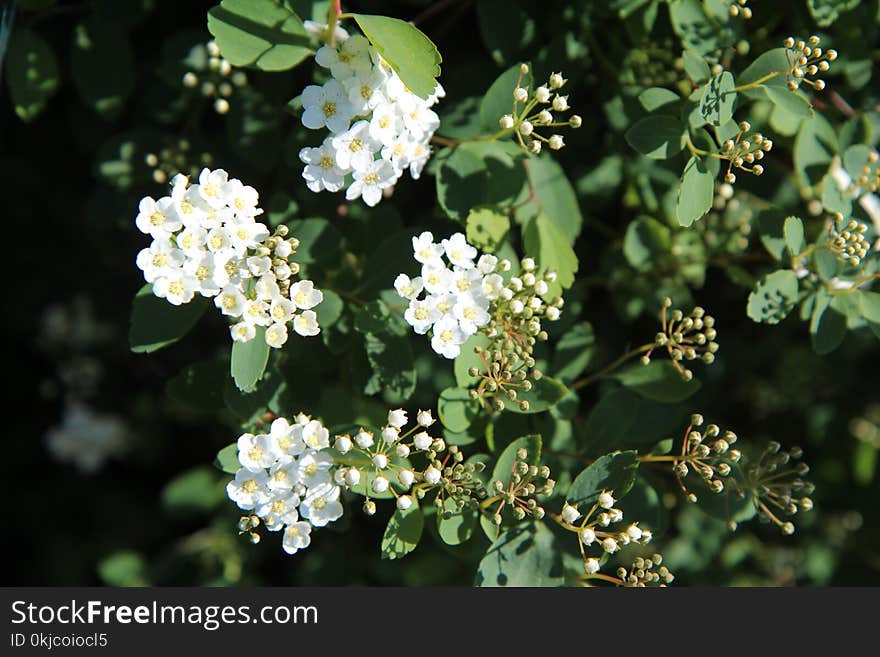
[[363, 172, 379, 185], [150, 211, 165, 226], [322, 101, 337, 117], [349, 138, 363, 152], [168, 281, 184, 296], [319, 156, 334, 169]]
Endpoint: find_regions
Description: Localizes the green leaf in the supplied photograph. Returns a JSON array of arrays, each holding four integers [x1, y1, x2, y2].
[[625, 115, 687, 159], [363, 333, 417, 400], [315, 289, 344, 328], [783, 216, 806, 258], [503, 376, 568, 414], [436, 142, 526, 221], [438, 387, 479, 433], [466, 207, 510, 253], [492, 435, 541, 488], [129, 285, 209, 354], [70, 19, 135, 119], [162, 467, 224, 513], [699, 71, 736, 127], [352, 14, 441, 99], [623, 216, 672, 270], [4, 28, 59, 121], [638, 87, 680, 113], [97, 551, 148, 587], [757, 210, 788, 261], [821, 175, 852, 216], [214, 443, 240, 474], [207, 0, 311, 71], [523, 156, 584, 241], [807, 0, 860, 27], [437, 497, 477, 546], [454, 333, 491, 387], [669, 0, 725, 55], [843, 144, 874, 182], [614, 360, 702, 403], [738, 48, 791, 98], [523, 212, 579, 289], [476, 522, 563, 587], [479, 64, 532, 131], [381, 500, 424, 559], [566, 451, 640, 507], [231, 329, 270, 392], [794, 114, 838, 187], [859, 291, 880, 323], [676, 156, 715, 227], [747, 270, 800, 324], [476, 0, 536, 66], [683, 49, 711, 83], [551, 322, 595, 384], [810, 291, 847, 355], [763, 85, 814, 119]]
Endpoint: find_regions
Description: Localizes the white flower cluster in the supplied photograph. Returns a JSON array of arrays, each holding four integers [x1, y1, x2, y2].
[[134, 168, 324, 349], [227, 415, 343, 555], [394, 232, 504, 359], [297, 30, 444, 207], [332, 408, 443, 513], [45, 401, 129, 474]]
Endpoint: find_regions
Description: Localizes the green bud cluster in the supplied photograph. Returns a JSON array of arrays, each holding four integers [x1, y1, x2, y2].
[[745, 442, 814, 536], [827, 214, 871, 266], [670, 413, 741, 503], [617, 554, 675, 587], [648, 298, 720, 380], [486, 448, 554, 524], [783, 35, 836, 92], [721, 121, 772, 184], [144, 138, 214, 184]]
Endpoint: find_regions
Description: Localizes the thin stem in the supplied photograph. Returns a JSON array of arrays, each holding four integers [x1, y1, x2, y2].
[[733, 70, 783, 92], [431, 127, 513, 147], [829, 273, 880, 294], [571, 344, 654, 391]]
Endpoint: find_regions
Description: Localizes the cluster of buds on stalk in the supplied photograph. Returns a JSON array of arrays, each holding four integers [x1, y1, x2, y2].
[[181, 40, 248, 115], [615, 555, 674, 587], [851, 150, 880, 193], [669, 414, 741, 503], [721, 122, 772, 184], [237, 514, 263, 544], [499, 64, 582, 154], [727, 0, 753, 19], [557, 490, 654, 578], [484, 448, 554, 524], [783, 35, 836, 92], [144, 139, 214, 185], [468, 259, 563, 411], [332, 409, 486, 514], [743, 442, 814, 535], [827, 214, 871, 266], [645, 299, 719, 381]]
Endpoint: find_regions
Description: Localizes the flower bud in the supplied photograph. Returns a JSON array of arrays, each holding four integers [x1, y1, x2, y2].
[[499, 114, 515, 129], [513, 87, 528, 103], [371, 476, 389, 494], [535, 86, 551, 102], [334, 435, 352, 454]]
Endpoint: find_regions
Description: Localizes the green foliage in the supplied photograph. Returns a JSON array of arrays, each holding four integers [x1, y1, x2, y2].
[[676, 156, 716, 227], [381, 500, 424, 559], [523, 212, 578, 289], [4, 28, 59, 121], [207, 0, 311, 70], [466, 207, 510, 253], [475, 521, 563, 587], [129, 285, 209, 354], [747, 270, 800, 324], [625, 115, 687, 159], [230, 329, 270, 392], [614, 361, 701, 403], [566, 451, 640, 507]]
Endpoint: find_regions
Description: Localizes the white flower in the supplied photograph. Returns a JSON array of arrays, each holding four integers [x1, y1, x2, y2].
[[224, 178, 261, 217], [602, 537, 619, 553], [552, 95, 569, 111], [301, 79, 354, 133], [626, 524, 643, 541], [372, 454, 388, 469], [421, 264, 453, 295], [303, 20, 349, 44], [290, 280, 324, 310], [381, 427, 399, 444], [265, 322, 288, 348], [535, 86, 551, 103], [450, 267, 483, 296], [227, 468, 270, 510], [368, 102, 402, 146], [396, 444, 410, 458], [412, 231, 444, 265], [215, 286, 246, 316], [579, 528, 596, 545], [423, 466, 441, 485], [238, 433, 277, 472], [242, 299, 271, 326], [584, 558, 601, 575], [344, 67, 389, 114], [282, 521, 312, 554], [385, 408, 407, 428], [334, 435, 353, 454], [300, 140, 348, 193], [136, 240, 185, 284], [398, 469, 415, 487], [331, 120, 381, 171], [293, 310, 320, 336], [430, 316, 467, 359], [413, 432, 433, 450], [296, 450, 334, 487], [344, 468, 361, 486], [441, 233, 477, 269], [477, 254, 498, 274], [300, 482, 343, 527], [481, 273, 505, 300], [301, 419, 330, 450], [345, 158, 397, 207], [371, 475, 389, 493], [598, 492, 615, 509], [561, 503, 581, 524], [257, 493, 301, 531], [135, 196, 181, 238], [197, 167, 230, 209], [314, 34, 371, 79], [153, 271, 198, 306], [269, 297, 296, 324], [228, 218, 270, 254], [397, 495, 413, 511], [270, 417, 306, 458], [355, 429, 374, 449], [230, 321, 256, 342], [394, 274, 424, 300], [174, 226, 207, 255], [267, 461, 299, 492], [453, 295, 490, 335], [417, 410, 434, 427]]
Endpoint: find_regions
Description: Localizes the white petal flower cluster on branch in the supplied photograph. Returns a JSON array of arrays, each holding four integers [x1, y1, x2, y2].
[[134, 168, 324, 349], [394, 231, 504, 359], [298, 33, 444, 207], [226, 415, 343, 555]]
